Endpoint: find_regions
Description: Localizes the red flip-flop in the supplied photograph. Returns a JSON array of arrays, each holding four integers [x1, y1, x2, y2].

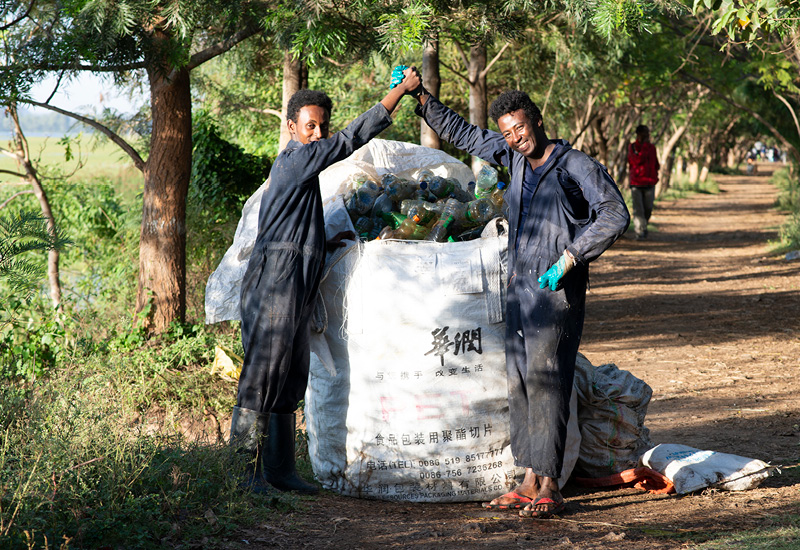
[[481, 491, 533, 510], [519, 497, 566, 519]]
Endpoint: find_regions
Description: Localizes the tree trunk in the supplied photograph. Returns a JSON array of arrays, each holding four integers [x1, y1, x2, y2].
[[675, 155, 685, 179], [688, 161, 700, 184], [468, 43, 488, 175], [655, 87, 706, 197], [9, 105, 62, 309], [590, 115, 609, 167], [135, 63, 192, 334], [280, 50, 305, 151], [421, 35, 441, 150]]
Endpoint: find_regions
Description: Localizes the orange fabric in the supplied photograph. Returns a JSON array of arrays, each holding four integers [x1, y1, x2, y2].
[[574, 467, 675, 494]]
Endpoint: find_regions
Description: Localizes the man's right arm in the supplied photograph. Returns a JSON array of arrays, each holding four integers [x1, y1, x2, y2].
[[414, 90, 511, 168]]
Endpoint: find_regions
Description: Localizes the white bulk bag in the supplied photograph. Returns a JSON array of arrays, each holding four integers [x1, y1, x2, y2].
[[640, 444, 772, 494]]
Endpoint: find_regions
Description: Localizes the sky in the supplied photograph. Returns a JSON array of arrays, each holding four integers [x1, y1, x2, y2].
[[28, 72, 142, 115]]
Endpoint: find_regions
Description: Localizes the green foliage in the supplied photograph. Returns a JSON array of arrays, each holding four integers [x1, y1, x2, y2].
[[0, 367, 272, 549], [0, 212, 71, 299], [771, 167, 800, 251], [694, 0, 800, 46], [190, 114, 271, 219]]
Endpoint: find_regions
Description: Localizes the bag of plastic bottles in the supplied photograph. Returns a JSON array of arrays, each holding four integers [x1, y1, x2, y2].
[[204, 139, 581, 503]]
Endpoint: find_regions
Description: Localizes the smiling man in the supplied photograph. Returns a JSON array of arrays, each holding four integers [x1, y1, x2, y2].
[[411, 83, 629, 518], [233, 70, 422, 495]]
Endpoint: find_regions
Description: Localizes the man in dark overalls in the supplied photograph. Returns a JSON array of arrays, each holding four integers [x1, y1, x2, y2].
[[410, 80, 629, 517], [232, 69, 423, 494]]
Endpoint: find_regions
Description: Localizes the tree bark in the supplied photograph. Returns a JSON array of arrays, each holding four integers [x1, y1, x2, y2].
[[655, 86, 707, 196], [135, 62, 192, 334], [421, 35, 441, 150], [280, 50, 305, 151], [9, 105, 62, 309], [468, 43, 488, 174]]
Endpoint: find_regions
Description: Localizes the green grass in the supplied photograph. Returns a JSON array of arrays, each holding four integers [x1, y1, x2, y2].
[[0, 324, 313, 549], [690, 518, 800, 549], [0, 135, 142, 194]]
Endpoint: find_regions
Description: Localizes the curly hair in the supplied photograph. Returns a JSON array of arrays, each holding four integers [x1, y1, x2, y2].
[[286, 89, 333, 123], [488, 90, 542, 126], [636, 124, 650, 135]]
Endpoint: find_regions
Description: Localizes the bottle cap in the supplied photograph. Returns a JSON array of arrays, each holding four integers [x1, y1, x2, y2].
[[497, 181, 508, 190], [419, 181, 428, 190]]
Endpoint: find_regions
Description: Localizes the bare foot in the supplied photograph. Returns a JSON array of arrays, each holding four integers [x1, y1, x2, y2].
[[481, 468, 540, 509]]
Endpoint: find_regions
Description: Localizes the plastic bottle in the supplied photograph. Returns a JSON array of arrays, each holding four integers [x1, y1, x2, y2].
[[401, 200, 437, 226], [353, 216, 373, 240], [474, 165, 499, 198], [368, 217, 386, 240], [392, 217, 430, 240], [448, 179, 473, 203], [400, 199, 425, 216], [427, 176, 455, 198], [377, 225, 395, 240], [465, 198, 500, 225], [348, 183, 381, 215], [382, 175, 415, 205], [490, 181, 507, 208], [380, 211, 406, 229], [371, 193, 393, 217], [425, 215, 455, 242]]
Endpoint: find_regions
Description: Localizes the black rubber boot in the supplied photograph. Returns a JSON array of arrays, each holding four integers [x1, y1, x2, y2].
[[263, 413, 319, 494], [230, 406, 272, 494]]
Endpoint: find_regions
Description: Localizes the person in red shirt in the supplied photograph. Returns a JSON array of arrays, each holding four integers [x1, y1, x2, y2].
[[627, 125, 660, 239]]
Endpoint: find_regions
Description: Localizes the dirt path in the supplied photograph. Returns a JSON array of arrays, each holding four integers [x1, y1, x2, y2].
[[242, 164, 800, 549]]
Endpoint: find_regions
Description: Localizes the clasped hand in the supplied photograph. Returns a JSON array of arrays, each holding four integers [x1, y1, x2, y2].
[[390, 65, 423, 96]]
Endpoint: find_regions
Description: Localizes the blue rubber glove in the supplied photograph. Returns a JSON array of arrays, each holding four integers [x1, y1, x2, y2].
[[538, 252, 575, 291], [390, 65, 408, 89]]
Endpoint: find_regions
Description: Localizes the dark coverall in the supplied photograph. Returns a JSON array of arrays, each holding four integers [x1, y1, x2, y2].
[[417, 97, 630, 478], [238, 103, 393, 414]]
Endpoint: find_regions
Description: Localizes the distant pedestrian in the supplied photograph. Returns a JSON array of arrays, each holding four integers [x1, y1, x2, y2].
[[746, 148, 758, 175], [627, 125, 659, 240]]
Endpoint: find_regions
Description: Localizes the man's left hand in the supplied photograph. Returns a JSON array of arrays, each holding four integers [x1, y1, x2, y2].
[[538, 251, 575, 291], [326, 230, 356, 252]]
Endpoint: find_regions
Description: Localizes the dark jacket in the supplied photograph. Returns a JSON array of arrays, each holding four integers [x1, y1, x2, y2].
[[416, 97, 630, 278], [253, 103, 393, 256]]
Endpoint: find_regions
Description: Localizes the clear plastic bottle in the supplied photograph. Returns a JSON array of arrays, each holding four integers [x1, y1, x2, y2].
[[474, 165, 499, 198], [371, 193, 393, 217], [400, 199, 425, 216], [392, 217, 430, 240], [448, 179, 473, 203], [490, 181, 507, 208], [382, 174, 415, 205], [425, 215, 455, 242], [353, 216, 373, 239], [348, 183, 381, 215], [465, 198, 500, 225], [377, 225, 395, 240], [427, 176, 455, 198]]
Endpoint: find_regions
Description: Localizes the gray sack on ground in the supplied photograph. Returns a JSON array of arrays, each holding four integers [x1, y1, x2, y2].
[[573, 354, 653, 478]]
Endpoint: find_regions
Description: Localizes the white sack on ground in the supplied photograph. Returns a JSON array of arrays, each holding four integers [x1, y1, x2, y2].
[[204, 140, 474, 324], [573, 355, 654, 478], [305, 198, 581, 502], [641, 443, 772, 494]]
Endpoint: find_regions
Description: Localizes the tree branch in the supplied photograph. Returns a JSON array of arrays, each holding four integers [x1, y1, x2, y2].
[[480, 42, 511, 79], [183, 24, 262, 74], [24, 100, 146, 171], [439, 60, 470, 84], [0, 190, 35, 210], [680, 70, 800, 163], [0, 0, 36, 31], [774, 92, 800, 146]]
